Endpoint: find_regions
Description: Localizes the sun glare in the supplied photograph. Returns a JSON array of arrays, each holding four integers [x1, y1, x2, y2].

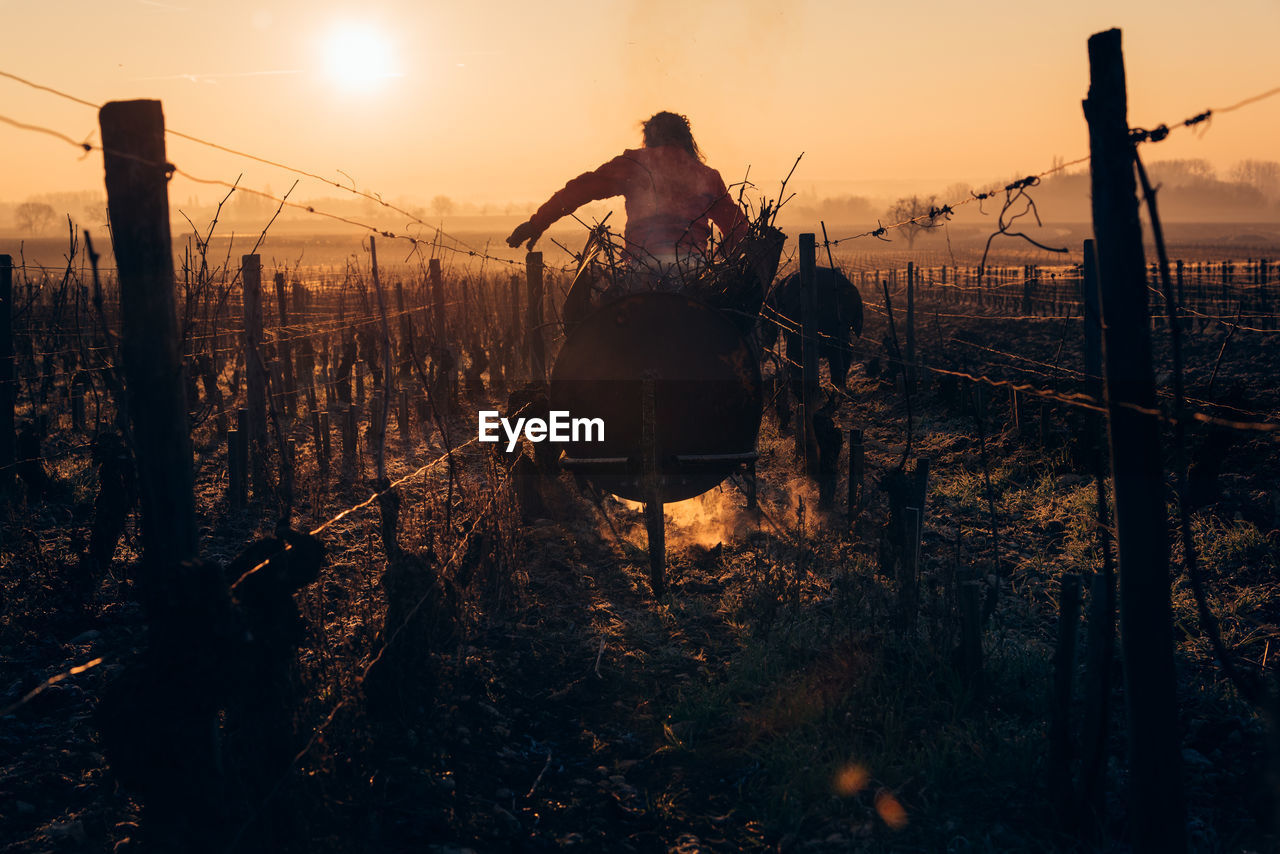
[[322, 23, 399, 91]]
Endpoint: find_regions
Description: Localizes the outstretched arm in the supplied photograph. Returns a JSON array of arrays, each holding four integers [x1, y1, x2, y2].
[[707, 177, 749, 256], [506, 154, 634, 250]]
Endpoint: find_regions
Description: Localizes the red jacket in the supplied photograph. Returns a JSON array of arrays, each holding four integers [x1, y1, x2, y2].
[[529, 145, 747, 261]]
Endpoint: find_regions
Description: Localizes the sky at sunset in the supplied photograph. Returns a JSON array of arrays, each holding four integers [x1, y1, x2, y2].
[[3, 0, 1278, 214]]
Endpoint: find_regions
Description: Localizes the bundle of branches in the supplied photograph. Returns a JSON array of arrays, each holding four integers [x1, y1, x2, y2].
[[557, 189, 788, 337], [682, 198, 786, 332]]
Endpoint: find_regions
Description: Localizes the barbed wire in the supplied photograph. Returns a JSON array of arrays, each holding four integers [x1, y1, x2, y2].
[[1127, 85, 1280, 144], [0, 71, 556, 272], [224, 441, 525, 853], [0, 108, 586, 277], [822, 82, 1280, 252], [823, 157, 1093, 248], [757, 306, 1280, 434], [6, 66, 1280, 276]]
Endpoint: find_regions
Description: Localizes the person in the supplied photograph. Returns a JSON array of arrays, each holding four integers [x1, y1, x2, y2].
[[506, 111, 748, 283]]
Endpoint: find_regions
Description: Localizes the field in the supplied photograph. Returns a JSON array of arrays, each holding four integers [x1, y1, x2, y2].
[[1, 213, 1278, 854]]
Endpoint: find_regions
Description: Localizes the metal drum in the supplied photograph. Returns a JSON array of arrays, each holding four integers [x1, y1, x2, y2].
[[550, 291, 762, 503]]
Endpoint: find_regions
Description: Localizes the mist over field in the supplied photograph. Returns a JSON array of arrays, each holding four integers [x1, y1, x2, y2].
[[5, 157, 1280, 273]]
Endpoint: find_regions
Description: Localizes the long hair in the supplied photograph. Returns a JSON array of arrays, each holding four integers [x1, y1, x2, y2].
[[642, 111, 703, 162]]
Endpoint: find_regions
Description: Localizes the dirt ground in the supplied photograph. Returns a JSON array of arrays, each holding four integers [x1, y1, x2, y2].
[[2, 261, 1279, 853]]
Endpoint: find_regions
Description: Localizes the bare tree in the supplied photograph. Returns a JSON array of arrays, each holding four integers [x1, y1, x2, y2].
[[1230, 159, 1280, 198], [884, 194, 942, 249], [1148, 158, 1215, 186], [430, 195, 455, 217], [15, 201, 56, 234]]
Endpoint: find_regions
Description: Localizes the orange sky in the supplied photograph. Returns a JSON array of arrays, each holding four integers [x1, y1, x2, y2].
[[3, 0, 1278, 210]]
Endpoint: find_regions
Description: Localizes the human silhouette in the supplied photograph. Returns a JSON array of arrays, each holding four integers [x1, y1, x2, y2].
[[507, 111, 747, 279]]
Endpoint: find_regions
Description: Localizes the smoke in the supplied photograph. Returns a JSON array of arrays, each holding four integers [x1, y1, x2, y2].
[[616, 485, 753, 550], [662, 487, 755, 549], [611, 468, 833, 553]]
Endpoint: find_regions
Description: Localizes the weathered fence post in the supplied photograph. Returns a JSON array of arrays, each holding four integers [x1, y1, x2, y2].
[[1049, 573, 1081, 820], [399, 389, 411, 446], [798, 234, 819, 478], [0, 255, 13, 492], [99, 102, 229, 848], [641, 376, 664, 597], [1084, 28, 1187, 854], [509, 272, 523, 382], [430, 257, 446, 342], [1081, 240, 1103, 399], [847, 427, 864, 522], [242, 254, 268, 497], [231, 408, 248, 510], [527, 251, 546, 384], [394, 280, 413, 385], [318, 410, 331, 469], [227, 426, 243, 511], [1175, 258, 1186, 328], [368, 236, 394, 482], [341, 404, 357, 480], [273, 272, 296, 417], [428, 256, 457, 410], [905, 260, 917, 391], [99, 99, 198, 573]]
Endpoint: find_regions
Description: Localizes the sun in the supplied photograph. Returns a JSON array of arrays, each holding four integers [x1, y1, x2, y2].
[[322, 23, 399, 91]]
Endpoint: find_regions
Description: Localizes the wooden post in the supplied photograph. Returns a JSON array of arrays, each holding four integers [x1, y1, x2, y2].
[[99, 99, 197, 575], [308, 393, 323, 464], [641, 376, 665, 597], [509, 272, 523, 382], [273, 272, 296, 417], [527, 252, 546, 384], [900, 506, 922, 635], [368, 392, 385, 474], [1049, 574, 1081, 817], [430, 257, 446, 342], [232, 408, 248, 509], [227, 427, 244, 511], [1084, 28, 1187, 853], [341, 404, 357, 479], [318, 409, 331, 468], [296, 283, 317, 404], [399, 389, 411, 445], [901, 457, 930, 634], [798, 234, 819, 478], [395, 280, 413, 384], [241, 254, 268, 497], [905, 260, 917, 391], [1082, 240, 1103, 400], [1080, 455, 1117, 826], [847, 427, 864, 521], [368, 236, 394, 483], [0, 255, 13, 490], [1175, 258, 1185, 328]]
